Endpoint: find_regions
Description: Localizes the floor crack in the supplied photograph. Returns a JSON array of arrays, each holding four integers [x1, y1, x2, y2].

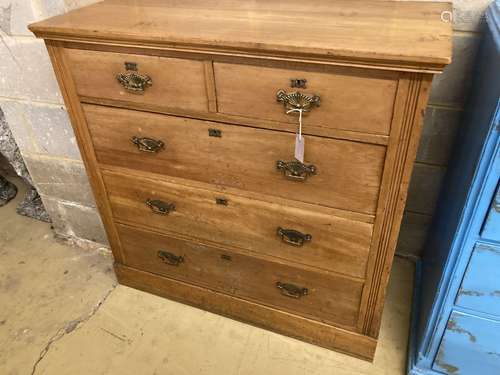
[[0, 30, 21, 68], [30, 284, 117, 375]]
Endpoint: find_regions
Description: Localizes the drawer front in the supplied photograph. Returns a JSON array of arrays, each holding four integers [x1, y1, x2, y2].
[[117, 224, 364, 329], [481, 181, 500, 243], [456, 243, 500, 317], [64, 48, 208, 112], [85, 105, 386, 215], [433, 311, 500, 375], [103, 170, 373, 278], [214, 62, 398, 135]]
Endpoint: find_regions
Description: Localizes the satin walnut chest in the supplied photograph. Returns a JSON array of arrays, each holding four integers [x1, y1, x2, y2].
[[29, 0, 452, 360]]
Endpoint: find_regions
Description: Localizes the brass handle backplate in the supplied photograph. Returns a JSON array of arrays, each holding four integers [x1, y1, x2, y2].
[[276, 281, 308, 299], [131, 136, 165, 153], [146, 199, 175, 215], [276, 89, 320, 113], [277, 227, 312, 247], [116, 62, 152, 94], [276, 160, 317, 182], [157, 250, 184, 266]]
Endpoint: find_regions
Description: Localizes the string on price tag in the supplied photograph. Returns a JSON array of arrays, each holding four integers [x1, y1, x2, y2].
[[286, 108, 305, 163]]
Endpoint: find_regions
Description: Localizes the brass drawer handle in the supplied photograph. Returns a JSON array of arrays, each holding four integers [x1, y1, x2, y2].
[[276, 89, 320, 113], [276, 281, 308, 299], [131, 136, 165, 153], [276, 160, 316, 182], [146, 199, 175, 215], [157, 250, 184, 266], [116, 62, 152, 94], [277, 227, 312, 247]]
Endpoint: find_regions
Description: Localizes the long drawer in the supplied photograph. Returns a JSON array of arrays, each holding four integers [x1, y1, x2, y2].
[[117, 224, 364, 329], [103, 170, 373, 278], [64, 48, 209, 112], [85, 104, 386, 215]]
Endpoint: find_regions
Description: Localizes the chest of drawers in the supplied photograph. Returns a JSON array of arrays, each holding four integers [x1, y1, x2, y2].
[[29, 0, 452, 360]]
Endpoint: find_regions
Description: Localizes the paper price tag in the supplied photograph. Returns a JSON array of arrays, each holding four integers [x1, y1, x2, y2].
[[287, 107, 305, 163], [295, 134, 305, 163]]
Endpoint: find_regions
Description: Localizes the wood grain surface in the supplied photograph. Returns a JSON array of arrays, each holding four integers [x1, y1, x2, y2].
[[29, 0, 452, 71]]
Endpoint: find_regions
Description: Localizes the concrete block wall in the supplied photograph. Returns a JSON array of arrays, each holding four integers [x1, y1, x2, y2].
[[397, 0, 492, 256], [0, 0, 106, 244], [0, 0, 492, 256]]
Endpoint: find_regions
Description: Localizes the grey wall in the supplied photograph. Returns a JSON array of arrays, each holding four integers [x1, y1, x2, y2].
[[0, 0, 107, 244], [0, 0, 492, 255], [397, 0, 491, 257]]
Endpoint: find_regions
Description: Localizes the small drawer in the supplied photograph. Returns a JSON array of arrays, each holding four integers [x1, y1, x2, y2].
[[63, 48, 208, 112], [433, 311, 500, 375], [85, 104, 386, 215], [117, 224, 364, 329], [103, 170, 373, 279], [456, 243, 500, 317], [214, 62, 398, 135]]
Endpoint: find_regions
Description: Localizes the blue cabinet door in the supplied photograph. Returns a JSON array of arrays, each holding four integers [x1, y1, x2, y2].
[[409, 4, 500, 375], [432, 311, 500, 375], [481, 182, 500, 243], [456, 243, 500, 317]]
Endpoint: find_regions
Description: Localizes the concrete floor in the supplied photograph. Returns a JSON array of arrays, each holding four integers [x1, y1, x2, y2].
[[0, 179, 415, 375]]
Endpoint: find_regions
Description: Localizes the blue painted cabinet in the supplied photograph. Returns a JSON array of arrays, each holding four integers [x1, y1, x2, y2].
[[408, 2, 500, 375]]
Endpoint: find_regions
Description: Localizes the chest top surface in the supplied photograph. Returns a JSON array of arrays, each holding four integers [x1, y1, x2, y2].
[[29, 0, 452, 72]]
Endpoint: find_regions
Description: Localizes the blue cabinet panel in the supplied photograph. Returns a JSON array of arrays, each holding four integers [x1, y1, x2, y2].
[[408, 3, 500, 375], [432, 311, 500, 375], [481, 182, 500, 242], [456, 243, 500, 317]]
